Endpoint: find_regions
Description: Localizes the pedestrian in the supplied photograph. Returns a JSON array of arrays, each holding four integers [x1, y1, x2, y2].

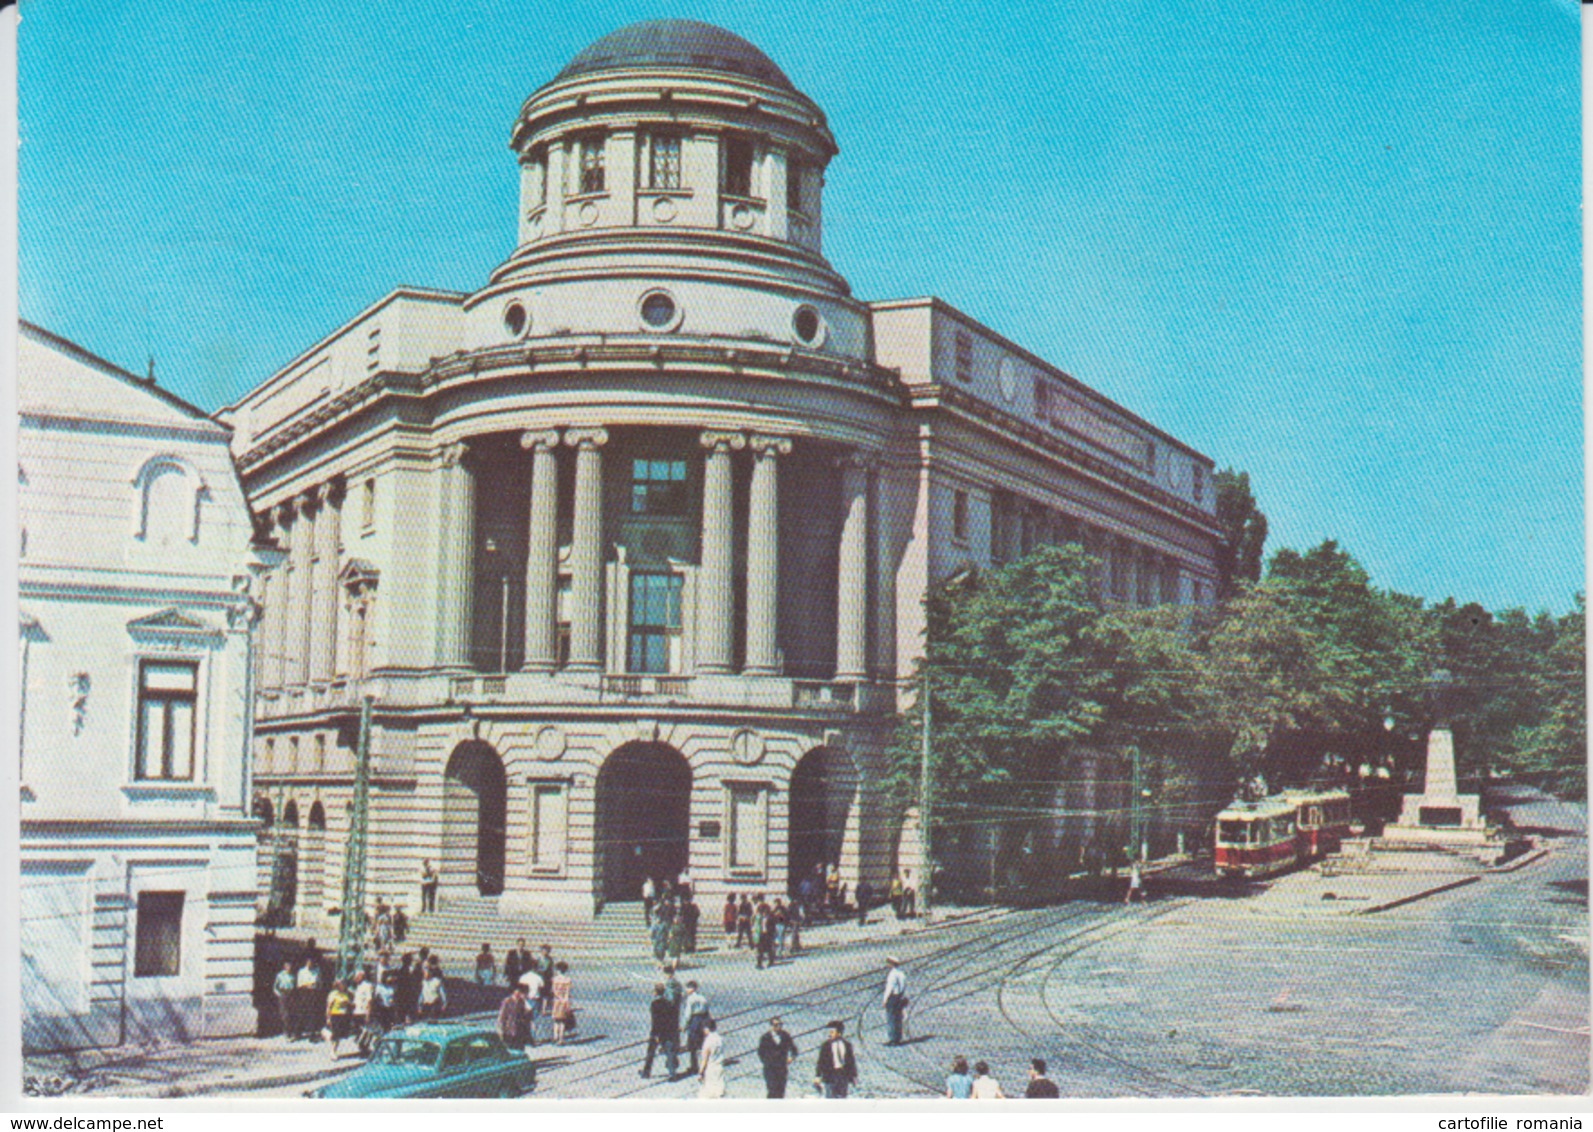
[[754, 899, 777, 969], [475, 943, 497, 986], [371, 971, 396, 1043], [856, 878, 873, 926], [273, 961, 296, 1039], [797, 874, 815, 921], [970, 1060, 1005, 1099], [677, 865, 693, 901], [642, 875, 656, 926], [757, 1016, 798, 1098], [418, 958, 447, 1020], [641, 983, 679, 1080], [295, 956, 322, 1040], [882, 956, 908, 1046], [826, 863, 841, 913], [497, 984, 534, 1054], [787, 900, 803, 954], [813, 1019, 858, 1099], [505, 937, 531, 989], [325, 979, 353, 1058], [350, 969, 374, 1054], [391, 904, 409, 942], [901, 881, 916, 919], [374, 900, 394, 952], [890, 873, 904, 920], [722, 893, 737, 944], [697, 1018, 725, 1098], [534, 944, 556, 1027], [650, 911, 669, 961], [681, 896, 700, 953], [1123, 859, 1144, 904], [1024, 1057, 1060, 1098], [945, 1055, 973, 1098], [420, 858, 439, 913], [550, 961, 575, 1045], [682, 980, 709, 1073], [735, 894, 754, 949], [772, 898, 790, 957]]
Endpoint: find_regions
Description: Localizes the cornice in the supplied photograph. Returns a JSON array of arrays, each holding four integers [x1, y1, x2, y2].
[[914, 383, 1224, 538], [236, 344, 905, 475]]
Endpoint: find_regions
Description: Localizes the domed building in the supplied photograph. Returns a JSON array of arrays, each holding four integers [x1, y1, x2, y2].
[[222, 20, 1223, 924]]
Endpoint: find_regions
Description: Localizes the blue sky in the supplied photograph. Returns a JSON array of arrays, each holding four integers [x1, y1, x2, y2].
[[17, 0, 1582, 613]]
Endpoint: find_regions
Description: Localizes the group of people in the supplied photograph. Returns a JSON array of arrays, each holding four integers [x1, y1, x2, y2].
[[271, 941, 451, 1060], [642, 874, 702, 959], [944, 1056, 1062, 1099], [722, 892, 804, 966], [489, 940, 577, 1048]]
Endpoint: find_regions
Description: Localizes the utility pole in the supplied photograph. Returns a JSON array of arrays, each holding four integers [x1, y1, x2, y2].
[[919, 667, 933, 923], [336, 693, 375, 981]]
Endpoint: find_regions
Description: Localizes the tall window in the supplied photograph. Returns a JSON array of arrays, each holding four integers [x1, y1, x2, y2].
[[727, 784, 767, 873], [722, 135, 755, 197], [647, 132, 682, 190], [628, 572, 683, 674], [576, 134, 606, 194], [787, 159, 805, 213], [528, 783, 567, 872], [952, 490, 969, 543], [136, 661, 197, 781], [133, 891, 184, 977], [527, 145, 548, 206], [555, 577, 573, 667], [1192, 463, 1205, 504], [955, 332, 974, 383], [630, 458, 688, 517]]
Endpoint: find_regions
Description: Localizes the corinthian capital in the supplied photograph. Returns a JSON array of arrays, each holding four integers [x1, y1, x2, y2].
[[440, 441, 470, 468], [700, 430, 747, 454]]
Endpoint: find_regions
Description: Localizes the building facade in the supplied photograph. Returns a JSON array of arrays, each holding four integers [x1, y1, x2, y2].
[[18, 323, 269, 1051], [219, 21, 1223, 923]]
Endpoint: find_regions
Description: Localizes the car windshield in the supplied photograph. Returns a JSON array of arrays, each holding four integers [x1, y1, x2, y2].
[[373, 1038, 441, 1067]]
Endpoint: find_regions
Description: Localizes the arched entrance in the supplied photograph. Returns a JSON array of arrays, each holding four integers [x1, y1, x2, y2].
[[595, 743, 692, 907], [443, 742, 508, 896], [788, 745, 857, 896], [303, 801, 327, 917]]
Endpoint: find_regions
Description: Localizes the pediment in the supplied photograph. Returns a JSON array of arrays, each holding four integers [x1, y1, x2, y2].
[[126, 608, 217, 636]]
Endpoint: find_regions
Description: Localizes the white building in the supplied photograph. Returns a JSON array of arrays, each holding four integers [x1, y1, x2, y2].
[[18, 323, 270, 1051], [219, 21, 1224, 924]]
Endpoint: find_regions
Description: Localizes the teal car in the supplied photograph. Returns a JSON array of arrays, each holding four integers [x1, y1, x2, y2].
[[307, 1021, 536, 1099]]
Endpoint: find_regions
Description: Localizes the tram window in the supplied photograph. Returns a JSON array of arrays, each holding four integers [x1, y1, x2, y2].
[[1218, 821, 1248, 845]]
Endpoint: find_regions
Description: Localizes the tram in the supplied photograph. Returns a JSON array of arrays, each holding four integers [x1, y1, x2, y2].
[[1213, 788, 1352, 878]]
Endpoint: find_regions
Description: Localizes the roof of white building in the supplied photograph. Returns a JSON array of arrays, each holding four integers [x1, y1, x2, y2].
[[549, 19, 797, 93], [18, 321, 229, 436]]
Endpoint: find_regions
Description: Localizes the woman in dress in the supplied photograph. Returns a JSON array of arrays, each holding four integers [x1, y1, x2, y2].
[[550, 961, 575, 1045], [324, 979, 353, 1059], [945, 1055, 973, 1099], [697, 1018, 726, 1098], [970, 1060, 1006, 1099]]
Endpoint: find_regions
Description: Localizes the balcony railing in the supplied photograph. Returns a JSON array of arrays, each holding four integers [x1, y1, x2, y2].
[[792, 680, 856, 711]]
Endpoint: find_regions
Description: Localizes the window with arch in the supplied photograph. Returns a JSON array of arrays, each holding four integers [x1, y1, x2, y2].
[[644, 131, 683, 190], [132, 455, 206, 547], [575, 133, 606, 194]]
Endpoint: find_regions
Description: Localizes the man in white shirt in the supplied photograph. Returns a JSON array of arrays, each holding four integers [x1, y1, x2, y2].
[[882, 957, 908, 1046], [683, 980, 709, 1073], [642, 875, 656, 925]]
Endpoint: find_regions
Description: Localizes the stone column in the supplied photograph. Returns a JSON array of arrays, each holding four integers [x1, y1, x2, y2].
[[263, 504, 291, 690], [436, 442, 476, 670], [1147, 551, 1163, 606], [697, 430, 745, 674], [745, 434, 790, 675], [309, 481, 342, 684], [520, 429, 562, 672], [565, 428, 609, 671], [834, 456, 873, 683], [287, 493, 315, 686]]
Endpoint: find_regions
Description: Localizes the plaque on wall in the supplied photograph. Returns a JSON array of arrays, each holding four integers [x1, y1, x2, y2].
[[698, 820, 722, 839]]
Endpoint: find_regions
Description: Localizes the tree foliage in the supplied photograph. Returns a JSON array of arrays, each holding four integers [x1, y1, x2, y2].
[[1213, 468, 1268, 600]]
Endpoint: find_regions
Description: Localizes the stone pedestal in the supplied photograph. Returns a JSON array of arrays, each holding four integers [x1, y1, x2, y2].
[[1386, 728, 1484, 842]]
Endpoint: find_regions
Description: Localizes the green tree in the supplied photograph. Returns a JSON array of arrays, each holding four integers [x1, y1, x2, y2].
[[1515, 595, 1586, 799], [1213, 469, 1268, 600]]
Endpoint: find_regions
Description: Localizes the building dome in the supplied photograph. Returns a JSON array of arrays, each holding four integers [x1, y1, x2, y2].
[[551, 19, 797, 92]]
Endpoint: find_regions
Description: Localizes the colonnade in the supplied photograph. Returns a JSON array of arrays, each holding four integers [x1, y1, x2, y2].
[[434, 427, 876, 682], [260, 483, 346, 690]]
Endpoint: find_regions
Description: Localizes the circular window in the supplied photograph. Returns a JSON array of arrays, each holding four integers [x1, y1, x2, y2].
[[503, 302, 528, 338], [792, 305, 824, 346], [638, 289, 682, 332]]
